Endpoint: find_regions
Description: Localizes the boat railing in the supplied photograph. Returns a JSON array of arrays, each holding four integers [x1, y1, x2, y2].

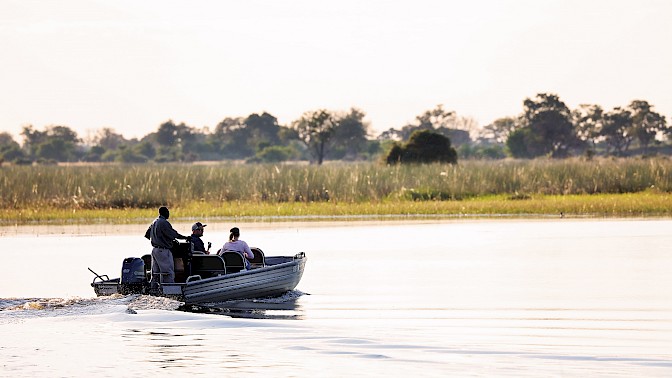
[[221, 251, 246, 273], [186, 275, 203, 283], [250, 247, 266, 268], [88, 267, 110, 283]]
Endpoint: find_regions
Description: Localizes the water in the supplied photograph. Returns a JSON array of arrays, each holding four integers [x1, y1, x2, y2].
[[1, 219, 672, 376]]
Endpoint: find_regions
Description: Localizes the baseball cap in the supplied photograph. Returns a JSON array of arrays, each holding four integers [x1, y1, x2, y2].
[[192, 222, 207, 231]]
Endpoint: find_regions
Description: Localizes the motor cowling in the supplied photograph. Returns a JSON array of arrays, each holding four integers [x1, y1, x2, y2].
[[120, 257, 146, 294]]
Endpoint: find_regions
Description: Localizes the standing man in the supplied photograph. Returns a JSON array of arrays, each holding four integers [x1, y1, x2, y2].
[[144, 206, 190, 283], [190, 222, 210, 254]]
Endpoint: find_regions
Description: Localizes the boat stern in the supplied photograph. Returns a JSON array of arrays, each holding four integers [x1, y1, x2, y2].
[[91, 278, 121, 296]]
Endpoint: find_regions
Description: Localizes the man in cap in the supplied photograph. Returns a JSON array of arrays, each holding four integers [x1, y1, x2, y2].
[[190, 222, 210, 254], [144, 206, 190, 283]]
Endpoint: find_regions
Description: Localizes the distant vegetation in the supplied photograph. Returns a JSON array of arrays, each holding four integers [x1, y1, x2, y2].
[[386, 130, 458, 165], [2, 159, 672, 212], [0, 93, 669, 166]]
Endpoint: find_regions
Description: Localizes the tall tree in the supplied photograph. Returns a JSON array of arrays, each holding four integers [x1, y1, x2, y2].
[[0, 132, 24, 161], [506, 128, 532, 158], [600, 107, 633, 155], [331, 108, 369, 160], [176, 123, 199, 158], [154, 120, 199, 161], [48, 125, 80, 144], [21, 125, 80, 161], [212, 115, 280, 159], [20, 125, 47, 157], [377, 127, 404, 141], [156, 120, 179, 147], [212, 117, 246, 158], [389, 105, 474, 148], [479, 117, 518, 145], [415, 105, 455, 130], [628, 100, 668, 154], [571, 104, 604, 151], [36, 139, 73, 161], [244, 112, 282, 151], [516, 93, 578, 158], [213, 117, 245, 139], [397, 105, 455, 141], [293, 109, 337, 165], [0, 132, 20, 150], [93, 127, 127, 150]]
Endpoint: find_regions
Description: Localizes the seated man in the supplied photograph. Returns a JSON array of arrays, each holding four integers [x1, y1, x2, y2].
[[190, 222, 211, 254]]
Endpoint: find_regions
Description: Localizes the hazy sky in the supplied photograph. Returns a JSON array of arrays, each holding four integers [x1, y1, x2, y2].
[[1, 0, 671, 141]]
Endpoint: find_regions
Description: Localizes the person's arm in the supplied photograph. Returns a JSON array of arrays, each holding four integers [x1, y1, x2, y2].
[[172, 229, 189, 240], [242, 241, 254, 259], [144, 225, 151, 240], [164, 221, 188, 240]]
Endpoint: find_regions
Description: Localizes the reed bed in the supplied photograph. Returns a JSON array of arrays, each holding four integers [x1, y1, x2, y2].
[[1, 158, 672, 220], [2, 193, 671, 225]]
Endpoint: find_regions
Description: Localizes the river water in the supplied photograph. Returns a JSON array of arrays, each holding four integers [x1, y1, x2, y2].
[[1, 219, 671, 377]]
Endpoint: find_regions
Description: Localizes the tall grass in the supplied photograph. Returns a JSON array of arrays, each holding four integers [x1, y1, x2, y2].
[[1, 158, 672, 210]]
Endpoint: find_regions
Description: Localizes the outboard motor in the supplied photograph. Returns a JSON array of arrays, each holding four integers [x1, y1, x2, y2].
[[120, 257, 146, 294]]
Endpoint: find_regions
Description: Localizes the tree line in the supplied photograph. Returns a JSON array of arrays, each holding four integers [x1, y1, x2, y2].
[[494, 94, 669, 159], [0, 93, 669, 165]]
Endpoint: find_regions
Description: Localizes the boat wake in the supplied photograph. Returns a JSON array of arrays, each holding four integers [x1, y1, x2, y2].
[[0, 295, 181, 320], [0, 295, 131, 323], [0, 290, 307, 320]]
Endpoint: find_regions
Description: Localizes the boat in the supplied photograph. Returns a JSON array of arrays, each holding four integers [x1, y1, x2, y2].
[[89, 241, 307, 304]]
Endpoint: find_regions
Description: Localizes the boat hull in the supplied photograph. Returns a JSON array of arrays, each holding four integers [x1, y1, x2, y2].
[[91, 253, 307, 304], [184, 256, 306, 303]]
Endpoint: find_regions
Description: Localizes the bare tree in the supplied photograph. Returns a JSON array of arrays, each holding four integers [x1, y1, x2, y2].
[[292, 109, 337, 165]]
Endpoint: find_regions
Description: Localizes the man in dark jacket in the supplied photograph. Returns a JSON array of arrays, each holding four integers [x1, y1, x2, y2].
[[190, 222, 210, 254], [144, 206, 190, 283]]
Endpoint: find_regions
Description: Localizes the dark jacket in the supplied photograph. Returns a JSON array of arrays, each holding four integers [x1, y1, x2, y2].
[[144, 216, 186, 249], [191, 234, 206, 252]]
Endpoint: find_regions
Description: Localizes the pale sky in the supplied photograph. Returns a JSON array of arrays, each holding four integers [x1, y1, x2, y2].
[[1, 0, 671, 141]]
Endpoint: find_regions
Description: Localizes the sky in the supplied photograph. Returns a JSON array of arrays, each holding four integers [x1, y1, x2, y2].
[[1, 0, 671, 142]]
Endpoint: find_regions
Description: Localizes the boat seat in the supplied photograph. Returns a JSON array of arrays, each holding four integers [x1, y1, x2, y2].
[[221, 251, 245, 273], [190, 255, 227, 278], [249, 247, 266, 268], [170, 240, 192, 259]]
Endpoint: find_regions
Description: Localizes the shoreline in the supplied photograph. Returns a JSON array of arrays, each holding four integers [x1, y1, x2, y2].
[[2, 192, 672, 227]]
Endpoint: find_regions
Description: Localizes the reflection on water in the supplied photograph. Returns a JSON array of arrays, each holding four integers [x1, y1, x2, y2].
[[180, 302, 303, 320], [180, 292, 306, 320]]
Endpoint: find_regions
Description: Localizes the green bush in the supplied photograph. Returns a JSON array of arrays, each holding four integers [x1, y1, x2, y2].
[[386, 130, 458, 164]]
